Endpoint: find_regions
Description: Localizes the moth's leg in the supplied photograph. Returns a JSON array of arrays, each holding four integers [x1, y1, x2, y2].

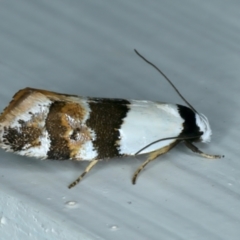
[[184, 140, 222, 159], [68, 160, 99, 189], [132, 142, 178, 184]]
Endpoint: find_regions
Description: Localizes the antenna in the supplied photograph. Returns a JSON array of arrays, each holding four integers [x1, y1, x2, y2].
[[134, 49, 198, 113], [134, 134, 202, 155]]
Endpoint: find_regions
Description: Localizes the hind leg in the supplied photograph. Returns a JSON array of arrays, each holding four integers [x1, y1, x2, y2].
[[68, 160, 99, 189], [132, 142, 178, 184]]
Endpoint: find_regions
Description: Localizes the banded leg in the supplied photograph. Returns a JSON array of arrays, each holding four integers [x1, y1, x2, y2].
[[132, 141, 178, 184], [68, 160, 99, 189], [184, 140, 222, 159]]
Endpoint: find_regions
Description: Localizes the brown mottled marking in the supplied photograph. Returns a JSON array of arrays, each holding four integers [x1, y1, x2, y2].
[[46, 101, 90, 160], [0, 88, 50, 124], [0, 88, 34, 122], [86, 98, 130, 159], [46, 102, 71, 160], [0, 87, 84, 123], [69, 125, 92, 159], [3, 119, 42, 151]]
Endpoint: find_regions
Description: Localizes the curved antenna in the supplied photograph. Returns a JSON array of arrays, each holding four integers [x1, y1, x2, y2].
[[135, 134, 202, 155], [134, 49, 198, 113]]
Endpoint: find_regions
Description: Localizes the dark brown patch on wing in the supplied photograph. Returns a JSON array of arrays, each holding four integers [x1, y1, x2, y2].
[[3, 109, 47, 151], [3, 118, 43, 151], [86, 98, 130, 159], [46, 101, 90, 160]]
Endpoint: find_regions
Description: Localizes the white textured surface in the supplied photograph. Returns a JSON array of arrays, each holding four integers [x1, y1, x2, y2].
[[0, 1, 240, 239]]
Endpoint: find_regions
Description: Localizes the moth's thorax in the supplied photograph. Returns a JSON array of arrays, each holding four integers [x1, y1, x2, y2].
[[195, 113, 212, 142]]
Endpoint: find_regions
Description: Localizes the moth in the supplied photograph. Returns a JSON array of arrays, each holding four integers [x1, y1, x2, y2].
[[0, 50, 221, 188]]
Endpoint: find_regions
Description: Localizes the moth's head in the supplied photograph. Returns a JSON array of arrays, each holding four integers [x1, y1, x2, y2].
[[195, 113, 212, 143]]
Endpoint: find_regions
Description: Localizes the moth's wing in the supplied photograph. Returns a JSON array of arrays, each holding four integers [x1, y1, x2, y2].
[[0, 88, 96, 160], [0, 88, 184, 161], [81, 98, 185, 158], [118, 100, 184, 155]]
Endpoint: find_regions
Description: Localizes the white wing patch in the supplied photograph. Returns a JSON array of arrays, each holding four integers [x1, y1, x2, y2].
[[119, 101, 184, 154]]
